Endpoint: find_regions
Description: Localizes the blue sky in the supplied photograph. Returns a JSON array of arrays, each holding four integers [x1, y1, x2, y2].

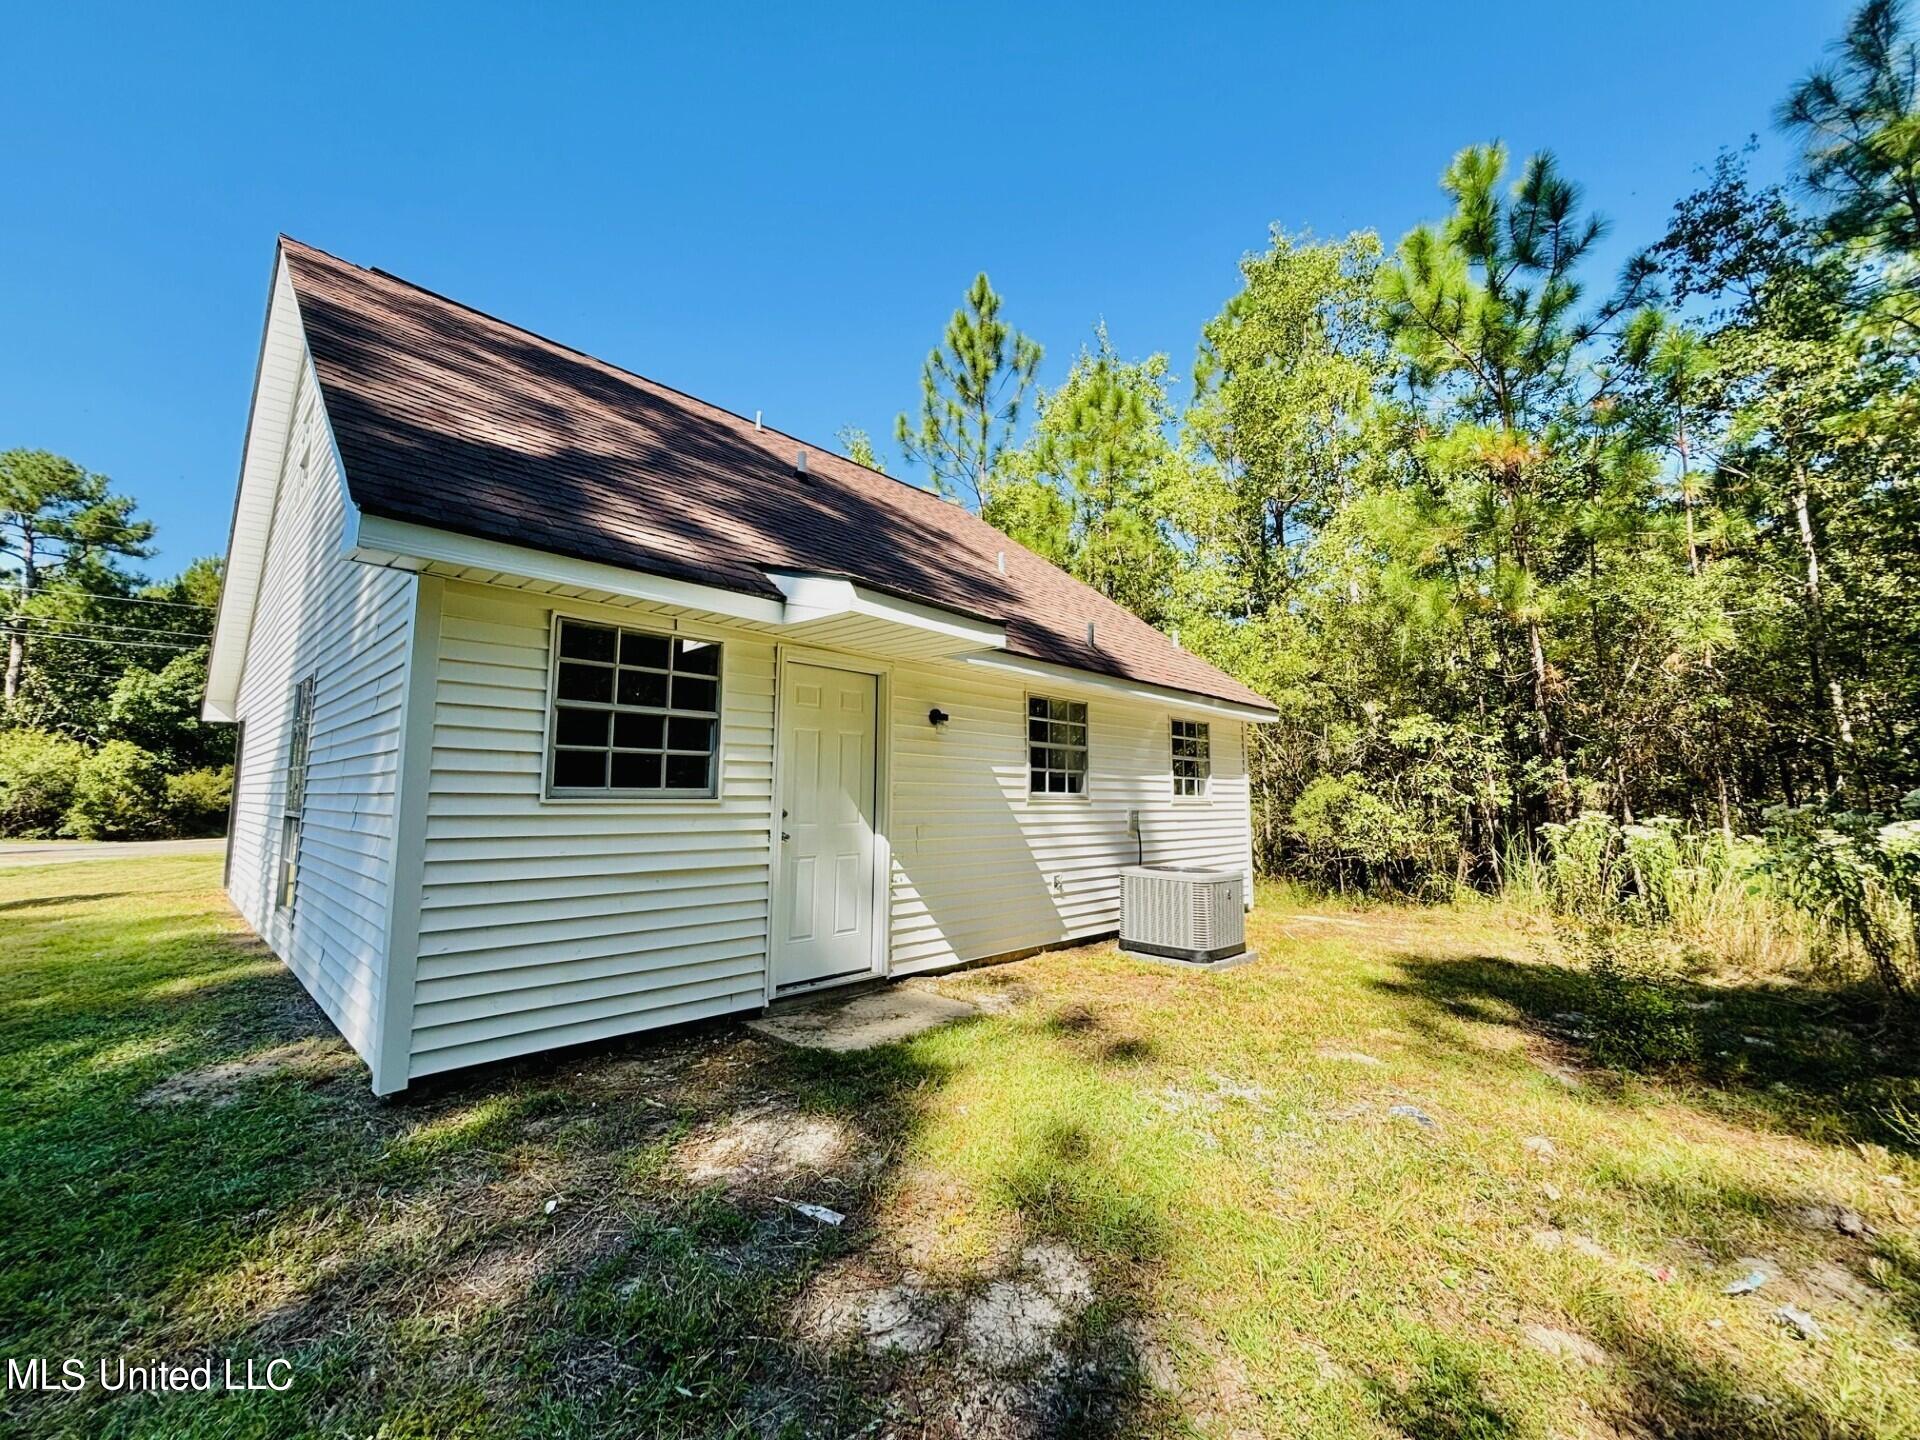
[[2, 1, 1852, 573]]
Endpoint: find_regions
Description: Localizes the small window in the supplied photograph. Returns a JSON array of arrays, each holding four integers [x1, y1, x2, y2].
[[1172, 718, 1210, 797], [277, 676, 315, 912], [1028, 696, 1088, 795], [548, 618, 721, 796]]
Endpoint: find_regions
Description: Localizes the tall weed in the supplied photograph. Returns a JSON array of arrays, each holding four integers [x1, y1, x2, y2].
[[1509, 811, 1826, 980]]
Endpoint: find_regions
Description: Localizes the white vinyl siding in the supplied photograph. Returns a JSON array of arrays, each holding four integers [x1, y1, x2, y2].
[[409, 583, 775, 1080], [225, 362, 415, 1063], [888, 660, 1251, 974]]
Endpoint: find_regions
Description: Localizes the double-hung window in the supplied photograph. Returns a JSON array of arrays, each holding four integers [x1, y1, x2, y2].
[[548, 618, 721, 796], [1027, 696, 1088, 796], [277, 676, 315, 912], [1171, 718, 1211, 797]]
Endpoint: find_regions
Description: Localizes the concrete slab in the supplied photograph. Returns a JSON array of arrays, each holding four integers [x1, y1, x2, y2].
[[1118, 946, 1258, 973], [748, 986, 978, 1052]]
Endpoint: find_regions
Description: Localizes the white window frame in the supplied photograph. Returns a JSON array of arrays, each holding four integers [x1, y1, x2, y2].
[[1026, 694, 1090, 799], [541, 612, 725, 802], [277, 675, 315, 913], [1171, 717, 1211, 800]]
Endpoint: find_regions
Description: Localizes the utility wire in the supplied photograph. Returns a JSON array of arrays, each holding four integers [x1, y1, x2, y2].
[[8, 631, 200, 652], [14, 615, 211, 641], [0, 589, 216, 612]]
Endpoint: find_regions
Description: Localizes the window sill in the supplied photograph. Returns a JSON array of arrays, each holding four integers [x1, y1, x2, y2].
[[540, 790, 725, 805]]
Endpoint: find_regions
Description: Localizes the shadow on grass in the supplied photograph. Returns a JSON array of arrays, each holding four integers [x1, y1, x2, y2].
[[0, 890, 128, 913], [1592, 1308, 1879, 1440], [1367, 1346, 1521, 1440], [1374, 950, 1920, 1154], [0, 878, 1176, 1439], [1043, 1002, 1159, 1068]]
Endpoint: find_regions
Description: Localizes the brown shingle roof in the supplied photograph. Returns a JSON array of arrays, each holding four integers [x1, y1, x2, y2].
[[280, 237, 1273, 712]]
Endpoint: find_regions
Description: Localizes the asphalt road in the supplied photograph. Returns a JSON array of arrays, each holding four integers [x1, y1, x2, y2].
[[0, 838, 227, 869]]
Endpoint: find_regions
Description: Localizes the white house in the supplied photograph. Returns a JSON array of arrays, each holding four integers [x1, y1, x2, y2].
[[202, 238, 1277, 1094]]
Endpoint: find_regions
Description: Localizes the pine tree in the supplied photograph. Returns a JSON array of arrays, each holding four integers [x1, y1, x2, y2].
[[895, 273, 1043, 508], [1, 450, 154, 704], [1376, 145, 1655, 816], [1780, 0, 1920, 262], [988, 327, 1181, 621]]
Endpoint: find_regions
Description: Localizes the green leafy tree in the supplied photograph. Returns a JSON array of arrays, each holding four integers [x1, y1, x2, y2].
[[835, 426, 887, 474], [989, 327, 1182, 620], [101, 647, 229, 771], [1, 450, 154, 704], [1185, 229, 1385, 615], [1652, 150, 1915, 803], [896, 273, 1043, 508], [4, 557, 220, 742]]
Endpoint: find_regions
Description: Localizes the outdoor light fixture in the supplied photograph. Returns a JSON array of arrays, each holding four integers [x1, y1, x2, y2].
[[928, 707, 950, 728]]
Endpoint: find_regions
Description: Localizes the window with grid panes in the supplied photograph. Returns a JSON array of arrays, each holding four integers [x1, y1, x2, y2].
[[548, 619, 721, 795], [1027, 696, 1088, 795], [1171, 718, 1210, 797], [277, 675, 315, 911]]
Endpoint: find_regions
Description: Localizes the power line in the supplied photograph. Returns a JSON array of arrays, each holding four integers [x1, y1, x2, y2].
[[9, 631, 200, 652], [15, 614, 211, 642], [1, 588, 217, 612]]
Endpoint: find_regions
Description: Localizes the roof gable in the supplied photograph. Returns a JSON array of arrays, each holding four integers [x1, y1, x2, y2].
[[276, 237, 1273, 712], [202, 253, 317, 722]]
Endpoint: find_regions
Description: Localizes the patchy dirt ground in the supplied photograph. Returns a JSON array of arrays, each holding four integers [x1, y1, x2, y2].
[[137, 1036, 356, 1106]]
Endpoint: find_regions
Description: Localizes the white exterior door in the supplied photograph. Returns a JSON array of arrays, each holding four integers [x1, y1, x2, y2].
[[775, 661, 880, 989]]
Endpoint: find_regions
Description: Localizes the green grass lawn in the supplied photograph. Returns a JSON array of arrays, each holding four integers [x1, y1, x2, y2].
[[3, 856, 1918, 1438]]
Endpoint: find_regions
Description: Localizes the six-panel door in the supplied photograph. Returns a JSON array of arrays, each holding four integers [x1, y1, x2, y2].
[[774, 662, 879, 989]]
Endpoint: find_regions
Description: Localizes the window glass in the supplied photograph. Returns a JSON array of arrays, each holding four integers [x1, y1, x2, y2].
[[1027, 695, 1088, 795], [549, 619, 721, 794], [1172, 719, 1211, 797]]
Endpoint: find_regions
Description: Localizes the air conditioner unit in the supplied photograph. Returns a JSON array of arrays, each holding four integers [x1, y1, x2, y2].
[[1120, 865, 1247, 964]]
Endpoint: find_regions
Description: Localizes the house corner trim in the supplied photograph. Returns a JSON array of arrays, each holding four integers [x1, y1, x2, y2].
[[370, 573, 442, 1095]]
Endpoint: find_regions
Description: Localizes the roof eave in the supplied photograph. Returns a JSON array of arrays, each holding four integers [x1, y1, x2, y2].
[[961, 650, 1278, 723], [346, 513, 788, 624]]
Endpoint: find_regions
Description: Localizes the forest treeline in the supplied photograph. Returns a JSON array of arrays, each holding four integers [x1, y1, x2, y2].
[[0, 449, 229, 841], [869, 2, 1920, 987]]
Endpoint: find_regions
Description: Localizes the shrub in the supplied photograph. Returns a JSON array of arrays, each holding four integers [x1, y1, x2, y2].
[[1763, 795, 1920, 1003], [63, 740, 169, 839], [1538, 811, 1633, 919], [1511, 813, 1819, 978], [1563, 923, 1700, 1070], [164, 765, 232, 836], [0, 728, 88, 837], [101, 649, 229, 771], [1291, 772, 1419, 881]]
